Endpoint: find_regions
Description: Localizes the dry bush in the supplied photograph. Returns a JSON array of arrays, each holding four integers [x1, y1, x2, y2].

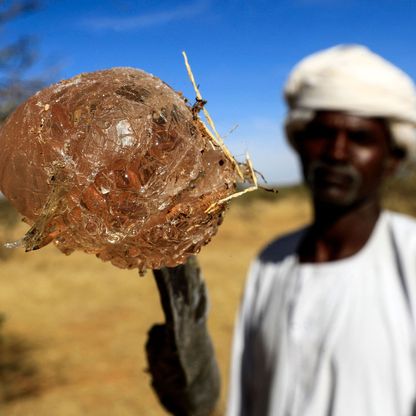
[[382, 166, 416, 216], [0, 199, 19, 260], [0, 314, 42, 403]]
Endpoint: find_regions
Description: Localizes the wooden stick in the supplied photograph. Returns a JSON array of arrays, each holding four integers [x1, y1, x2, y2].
[[182, 51, 244, 180]]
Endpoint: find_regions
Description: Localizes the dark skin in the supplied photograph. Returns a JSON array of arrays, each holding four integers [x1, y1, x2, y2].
[[292, 110, 404, 263]]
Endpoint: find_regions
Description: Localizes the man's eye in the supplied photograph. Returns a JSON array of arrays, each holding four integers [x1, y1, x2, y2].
[[349, 131, 375, 144], [306, 125, 335, 140]]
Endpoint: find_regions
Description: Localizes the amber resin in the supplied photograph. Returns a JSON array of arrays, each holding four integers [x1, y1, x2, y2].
[[0, 68, 238, 271]]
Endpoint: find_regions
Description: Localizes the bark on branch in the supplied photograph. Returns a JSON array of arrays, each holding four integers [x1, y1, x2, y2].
[[146, 256, 220, 416]]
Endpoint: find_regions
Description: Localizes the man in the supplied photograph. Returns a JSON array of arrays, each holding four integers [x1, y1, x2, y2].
[[227, 45, 416, 416], [148, 45, 416, 416]]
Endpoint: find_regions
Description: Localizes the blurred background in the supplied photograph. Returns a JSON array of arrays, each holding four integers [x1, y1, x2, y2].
[[0, 0, 415, 415]]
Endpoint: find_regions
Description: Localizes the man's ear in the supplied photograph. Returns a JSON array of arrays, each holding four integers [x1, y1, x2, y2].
[[385, 148, 405, 177], [287, 130, 303, 152]]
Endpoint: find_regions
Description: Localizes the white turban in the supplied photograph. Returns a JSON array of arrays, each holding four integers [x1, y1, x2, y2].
[[284, 44, 416, 159]]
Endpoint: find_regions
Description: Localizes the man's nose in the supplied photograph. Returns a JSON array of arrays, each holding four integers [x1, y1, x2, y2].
[[326, 130, 349, 161]]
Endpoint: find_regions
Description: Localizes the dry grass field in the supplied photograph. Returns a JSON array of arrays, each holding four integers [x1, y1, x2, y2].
[[0, 189, 311, 416], [0, 177, 415, 416]]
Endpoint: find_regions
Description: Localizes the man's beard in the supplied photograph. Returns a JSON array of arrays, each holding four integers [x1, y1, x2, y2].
[[306, 160, 363, 206]]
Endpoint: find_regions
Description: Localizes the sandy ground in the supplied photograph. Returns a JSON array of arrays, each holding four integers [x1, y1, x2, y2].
[[0, 195, 311, 416]]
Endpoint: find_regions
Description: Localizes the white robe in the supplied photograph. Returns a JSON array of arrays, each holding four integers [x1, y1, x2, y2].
[[228, 211, 416, 416]]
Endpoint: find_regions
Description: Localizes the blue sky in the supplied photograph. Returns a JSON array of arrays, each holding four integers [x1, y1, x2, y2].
[[4, 0, 416, 184]]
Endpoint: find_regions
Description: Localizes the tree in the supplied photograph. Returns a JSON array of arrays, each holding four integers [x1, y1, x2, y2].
[[0, 0, 46, 122]]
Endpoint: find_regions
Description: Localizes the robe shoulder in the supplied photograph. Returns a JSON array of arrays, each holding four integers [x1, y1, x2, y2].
[[257, 227, 307, 264]]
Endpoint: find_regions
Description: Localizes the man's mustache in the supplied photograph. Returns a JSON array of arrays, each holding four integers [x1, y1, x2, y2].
[[306, 160, 362, 188]]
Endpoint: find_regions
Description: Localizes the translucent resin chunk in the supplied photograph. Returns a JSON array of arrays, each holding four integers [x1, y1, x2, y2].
[[0, 68, 238, 271]]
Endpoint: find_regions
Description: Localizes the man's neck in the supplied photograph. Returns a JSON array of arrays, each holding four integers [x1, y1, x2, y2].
[[298, 199, 381, 263]]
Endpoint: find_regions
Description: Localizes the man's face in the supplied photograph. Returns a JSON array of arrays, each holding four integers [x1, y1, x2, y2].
[[293, 111, 400, 207]]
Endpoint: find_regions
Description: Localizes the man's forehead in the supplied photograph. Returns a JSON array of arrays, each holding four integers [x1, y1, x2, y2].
[[310, 110, 386, 132]]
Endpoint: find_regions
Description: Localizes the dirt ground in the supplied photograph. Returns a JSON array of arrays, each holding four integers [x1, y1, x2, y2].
[[0, 195, 311, 416]]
